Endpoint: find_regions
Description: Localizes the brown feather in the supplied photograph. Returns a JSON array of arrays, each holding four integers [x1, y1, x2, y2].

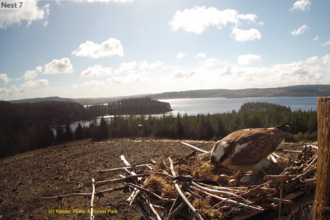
[[211, 127, 285, 168]]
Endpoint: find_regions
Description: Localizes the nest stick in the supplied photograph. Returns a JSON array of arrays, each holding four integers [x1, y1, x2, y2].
[[191, 181, 241, 199], [191, 186, 264, 212], [303, 155, 318, 172], [126, 183, 175, 203], [137, 205, 149, 220], [278, 183, 283, 220], [146, 198, 162, 220], [121, 155, 132, 167], [167, 196, 192, 220], [98, 164, 152, 173], [90, 178, 95, 220], [197, 182, 248, 191], [168, 157, 204, 220], [181, 142, 209, 154], [96, 174, 148, 187]]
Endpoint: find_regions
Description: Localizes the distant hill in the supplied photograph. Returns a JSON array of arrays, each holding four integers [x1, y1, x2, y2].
[[9, 96, 73, 104], [7, 84, 330, 104], [149, 84, 330, 99]]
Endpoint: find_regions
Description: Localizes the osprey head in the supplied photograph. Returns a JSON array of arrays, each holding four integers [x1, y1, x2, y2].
[[210, 141, 229, 166]]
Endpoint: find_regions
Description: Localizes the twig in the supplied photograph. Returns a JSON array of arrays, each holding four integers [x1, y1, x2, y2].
[[303, 155, 317, 172], [168, 157, 204, 220], [197, 182, 248, 191], [181, 142, 209, 154], [144, 196, 162, 220], [126, 183, 175, 203], [96, 174, 149, 187], [191, 181, 241, 199], [90, 178, 95, 220], [167, 199, 188, 220], [278, 183, 283, 220], [137, 205, 149, 220], [190, 185, 264, 212], [98, 164, 151, 173]]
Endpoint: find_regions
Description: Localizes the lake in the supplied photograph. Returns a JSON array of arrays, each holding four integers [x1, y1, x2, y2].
[[52, 96, 318, 133], [158, 96, 318, 115]]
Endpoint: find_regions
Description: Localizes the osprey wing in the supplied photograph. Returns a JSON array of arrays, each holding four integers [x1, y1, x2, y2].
[[229, 128, 284, 166]]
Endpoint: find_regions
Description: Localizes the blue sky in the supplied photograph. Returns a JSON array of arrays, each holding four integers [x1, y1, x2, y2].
[[0, 0, 330, 101]]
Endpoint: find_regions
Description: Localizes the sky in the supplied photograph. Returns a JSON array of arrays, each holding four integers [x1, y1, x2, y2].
[[0, 0, 330, 101]]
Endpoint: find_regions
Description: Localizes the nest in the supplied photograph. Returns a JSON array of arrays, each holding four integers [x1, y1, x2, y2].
[[122, 143, 317, 220], [42, 142, 318, 220]]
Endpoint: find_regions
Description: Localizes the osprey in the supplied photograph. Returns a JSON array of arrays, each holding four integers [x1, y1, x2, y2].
[[210, 122, 291, 174]]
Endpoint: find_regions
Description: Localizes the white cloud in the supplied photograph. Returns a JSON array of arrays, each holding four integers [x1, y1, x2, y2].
[[36, 66, 43, 72], [322, 55, 330, 66], [170, 6, 257, 34], [0, 1, 49, 28], [9, 85, 19, 96], [0, 74, 9, 84], [172, 70, 195, 78], [82, 80, 105, 86], [195, 53, 206, 58], [115, 61, 137, 74], [23, 70, 37, 80], [306, 56, 319, 64], [72, 38, 124, 58], [139, 61, 163, 69], [231, 28, 261, 41], [44, 58, 73, 74], [291, 25, 309, 35], [322, 40, 330, 46], [108, 74, 142, 84], [220, 64, 235, 76], [20, 79, 49, 89], [71, 84, 79, 88], [0, 87, 7, 95], [176, 53, 186, 59], [237, 54, 261, 65], [313, 36, 319, 41], [238, 14, 257, 23], [81, 65, 112, 77], [204, 58, 222, 67], [291, 0, 311, 11]]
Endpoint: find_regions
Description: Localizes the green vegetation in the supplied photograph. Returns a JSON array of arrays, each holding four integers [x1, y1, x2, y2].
[[87, 96, 172, 116]]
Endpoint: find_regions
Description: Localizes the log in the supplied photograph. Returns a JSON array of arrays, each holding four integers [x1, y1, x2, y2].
[[313, 97, 330, 220]]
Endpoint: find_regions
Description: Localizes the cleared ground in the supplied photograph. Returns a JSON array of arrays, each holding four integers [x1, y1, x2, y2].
[[0, 138, 214, 220]]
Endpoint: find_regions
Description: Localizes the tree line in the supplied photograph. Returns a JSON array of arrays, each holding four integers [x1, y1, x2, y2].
[[92, 102, 316, 142]]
